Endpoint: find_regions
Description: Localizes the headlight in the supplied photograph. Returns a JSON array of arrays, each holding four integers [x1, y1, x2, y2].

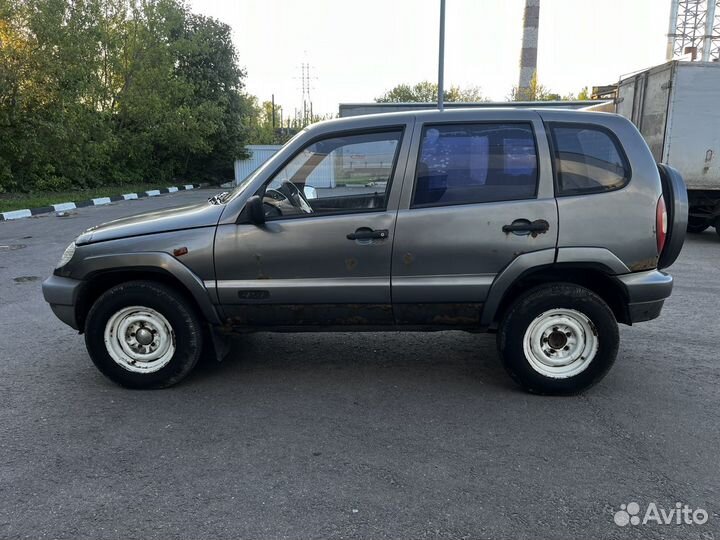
[[56, 242, 76, 268]]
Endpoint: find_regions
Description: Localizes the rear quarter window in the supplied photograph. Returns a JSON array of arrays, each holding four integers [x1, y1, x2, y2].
[[550, 123, 630, 196]]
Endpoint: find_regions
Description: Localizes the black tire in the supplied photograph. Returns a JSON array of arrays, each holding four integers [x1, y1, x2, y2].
[[497, 283, 619, 395], [657, 164, 688, 269], [687, 217, 709, 234], [84, 280, 203, 389]]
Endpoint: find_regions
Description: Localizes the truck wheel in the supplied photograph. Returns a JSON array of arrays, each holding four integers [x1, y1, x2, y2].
[[687, 217, 709, 233], [497, 283, 618, 395], [84, 281, 203, 389]]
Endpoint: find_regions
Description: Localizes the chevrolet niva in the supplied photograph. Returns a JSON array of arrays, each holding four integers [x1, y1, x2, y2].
[[43, 108, 688, 394]]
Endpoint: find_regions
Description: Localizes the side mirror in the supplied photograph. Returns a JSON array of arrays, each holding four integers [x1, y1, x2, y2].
[[245, 195, 266, 225], [303, 185, 317, 200]]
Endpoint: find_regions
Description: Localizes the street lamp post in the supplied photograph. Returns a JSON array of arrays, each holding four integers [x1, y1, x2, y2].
[[438, 0, 446, 111]]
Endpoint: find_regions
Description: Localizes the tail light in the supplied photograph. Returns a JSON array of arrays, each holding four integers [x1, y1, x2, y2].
[[656, 195, 667, 254]]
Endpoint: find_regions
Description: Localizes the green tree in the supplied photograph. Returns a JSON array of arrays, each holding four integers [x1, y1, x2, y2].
[[509, 73, 590, 102], [376, 81, 487, 103], [509, 72, 555, 101], [244, 99, 284, 145], [0, 0, 255, 192], [173, 11, 250, 180]]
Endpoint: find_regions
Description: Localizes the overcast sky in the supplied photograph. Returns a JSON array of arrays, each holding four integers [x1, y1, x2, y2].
[[187, 0, 671, 117]]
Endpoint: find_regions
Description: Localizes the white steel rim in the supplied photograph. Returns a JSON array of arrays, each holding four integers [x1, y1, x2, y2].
[[522, 308, 599, 379], [103, 306, 175, 373]]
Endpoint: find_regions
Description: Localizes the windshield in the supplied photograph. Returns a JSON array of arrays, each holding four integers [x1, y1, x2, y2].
[[223, 129, 309, 203]]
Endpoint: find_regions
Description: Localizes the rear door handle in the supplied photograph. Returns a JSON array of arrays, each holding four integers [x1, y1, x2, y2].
[[502, 219, 550, 235], [346, 228, 389, 241]]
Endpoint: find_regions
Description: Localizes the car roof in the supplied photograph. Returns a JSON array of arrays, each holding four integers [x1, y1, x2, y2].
[[307, 107, 622, 135]]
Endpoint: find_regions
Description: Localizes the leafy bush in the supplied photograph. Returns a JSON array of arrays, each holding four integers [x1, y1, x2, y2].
[[0, 0, 250, 192]]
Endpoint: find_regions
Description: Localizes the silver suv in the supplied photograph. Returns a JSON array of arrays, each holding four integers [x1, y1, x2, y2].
[[42, 108, 688, 394]]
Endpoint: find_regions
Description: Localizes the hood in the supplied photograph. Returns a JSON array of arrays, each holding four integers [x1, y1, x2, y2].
[[77, 201, 225, 245]]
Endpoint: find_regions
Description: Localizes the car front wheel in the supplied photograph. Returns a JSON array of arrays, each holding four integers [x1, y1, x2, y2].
[[497, 283, 619, 395], [84, 280, 203, 389]]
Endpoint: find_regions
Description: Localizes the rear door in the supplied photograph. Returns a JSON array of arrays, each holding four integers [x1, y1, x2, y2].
[[391, 111, 558, 325]]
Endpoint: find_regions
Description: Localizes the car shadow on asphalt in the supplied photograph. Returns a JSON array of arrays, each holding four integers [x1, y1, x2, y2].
[[187, 331, 517, 393]]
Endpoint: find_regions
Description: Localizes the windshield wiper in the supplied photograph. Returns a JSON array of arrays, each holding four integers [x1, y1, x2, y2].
[[208, 191, 229, 205]]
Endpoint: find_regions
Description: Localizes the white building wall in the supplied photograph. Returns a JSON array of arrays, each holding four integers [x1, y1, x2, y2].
[[234, 145, 281, 185], [234, 145, 335, 188]]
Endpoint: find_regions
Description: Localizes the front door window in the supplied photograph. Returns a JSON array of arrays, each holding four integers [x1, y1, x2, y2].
[[259, 130, 403, 220]]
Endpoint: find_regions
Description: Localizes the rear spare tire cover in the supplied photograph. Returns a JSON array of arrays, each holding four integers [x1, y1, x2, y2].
[[657, 163, 688, 269]]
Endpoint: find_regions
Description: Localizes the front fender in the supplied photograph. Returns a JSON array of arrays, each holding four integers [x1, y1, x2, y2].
[[76, 252, 221, 325]]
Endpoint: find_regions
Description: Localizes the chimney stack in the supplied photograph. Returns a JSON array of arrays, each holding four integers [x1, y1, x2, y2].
[[518, 0, 540, 98]]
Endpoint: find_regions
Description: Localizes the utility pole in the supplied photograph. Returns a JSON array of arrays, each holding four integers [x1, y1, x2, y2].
[[301, 63, 308, 125], [271, 94, 276, 130], [297, 61, 316, 125], [437, 0, 446, 111]]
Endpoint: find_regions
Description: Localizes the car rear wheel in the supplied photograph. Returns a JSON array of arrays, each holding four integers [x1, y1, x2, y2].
[[85, 281, 203, 389], [497, 283, 619, 395]]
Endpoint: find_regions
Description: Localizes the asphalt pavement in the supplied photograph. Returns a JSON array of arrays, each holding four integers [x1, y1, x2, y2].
[[0, 189, 718, 539]]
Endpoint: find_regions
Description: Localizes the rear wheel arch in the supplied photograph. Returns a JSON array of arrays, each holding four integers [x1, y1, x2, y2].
[[490, 264, 631, 327]]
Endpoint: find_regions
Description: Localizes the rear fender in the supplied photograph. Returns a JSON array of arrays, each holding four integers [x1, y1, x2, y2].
[[480, 249, 556, 327]]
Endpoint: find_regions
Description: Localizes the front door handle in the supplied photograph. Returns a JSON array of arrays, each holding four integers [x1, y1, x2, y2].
[[346, 228, 389, 241], [502, 219, 550, 235]]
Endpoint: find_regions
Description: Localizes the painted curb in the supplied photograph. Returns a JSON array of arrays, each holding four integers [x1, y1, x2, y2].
[[0, 184, 199, 221], [52, 202, 76, 212], [1, 209, 32, 220]]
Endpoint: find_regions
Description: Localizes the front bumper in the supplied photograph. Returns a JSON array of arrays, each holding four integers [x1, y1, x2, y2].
[[42, 275, 84, 330], [615, 270, 673, 324]]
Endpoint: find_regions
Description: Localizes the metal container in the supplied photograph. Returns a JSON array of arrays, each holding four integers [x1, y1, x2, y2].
[[616, 61, 720, 191]]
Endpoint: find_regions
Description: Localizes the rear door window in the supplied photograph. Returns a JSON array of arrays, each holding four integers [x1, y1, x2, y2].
[[412, 123, 538, 207], [550, 124, 630, 196]]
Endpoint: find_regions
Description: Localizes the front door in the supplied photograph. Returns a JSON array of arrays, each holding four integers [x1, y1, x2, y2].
[[391, 115, 558, 325], [213, 128, 409, 327]]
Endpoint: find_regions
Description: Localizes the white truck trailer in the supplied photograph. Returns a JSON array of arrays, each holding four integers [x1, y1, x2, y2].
[[615, 60, 720, 235]]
